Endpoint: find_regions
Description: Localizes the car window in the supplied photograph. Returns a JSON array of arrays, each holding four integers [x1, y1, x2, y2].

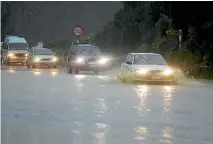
[[134, 54, 167, 65], [69, 46, 73, 53], [78, 46, 101, 56], [2, 42, 8, 50], [124, 54, 130, 63], [125, 54, 133, 63], [8, 43, 29, 50], [134, 54, 148, 65], [34, 49, 53, 55]]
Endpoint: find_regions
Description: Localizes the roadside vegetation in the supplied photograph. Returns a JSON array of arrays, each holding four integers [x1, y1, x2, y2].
[[93, 2, 213, 79]]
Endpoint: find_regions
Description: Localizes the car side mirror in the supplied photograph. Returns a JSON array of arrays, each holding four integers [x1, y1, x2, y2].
[[126, 61, 132, 65]]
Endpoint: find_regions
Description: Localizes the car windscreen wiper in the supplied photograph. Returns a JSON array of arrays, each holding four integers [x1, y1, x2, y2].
[[140, 56, 152, 64]]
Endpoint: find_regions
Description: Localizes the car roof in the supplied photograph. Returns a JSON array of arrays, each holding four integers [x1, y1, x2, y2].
[[5, 36, 27, 44], [32, 47, 51, 51], [129, 53, 161, 56]]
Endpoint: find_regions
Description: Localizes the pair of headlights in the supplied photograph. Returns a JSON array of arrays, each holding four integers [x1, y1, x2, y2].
[[136, 68, 174, 75], [76, 57, 109, 65], [34, 57, 57, 62], [8, 53, 28, 57]]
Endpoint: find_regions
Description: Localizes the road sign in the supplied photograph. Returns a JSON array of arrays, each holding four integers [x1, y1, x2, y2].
[[72, 26, 84, 37], [166, 30, 182, 36]]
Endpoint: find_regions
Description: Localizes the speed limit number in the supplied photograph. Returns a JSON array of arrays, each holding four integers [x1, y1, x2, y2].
[[73, 26, 84, 37]]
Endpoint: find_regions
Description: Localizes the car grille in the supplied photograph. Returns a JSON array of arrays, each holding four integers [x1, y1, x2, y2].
[[42, 58, 51, 61], [88, 58, 97, 62], [150, 70, 163, 75], [15, 53, 25, 57]]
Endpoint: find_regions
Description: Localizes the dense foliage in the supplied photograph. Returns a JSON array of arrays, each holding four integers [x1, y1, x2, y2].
[[94, 1, 213, 79]]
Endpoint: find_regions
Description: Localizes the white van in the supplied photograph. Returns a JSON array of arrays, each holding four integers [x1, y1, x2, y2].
[[1, 35, 30, 65]]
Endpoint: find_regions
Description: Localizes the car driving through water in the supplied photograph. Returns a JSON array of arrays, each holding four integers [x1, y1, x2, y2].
[[67, 43, 111, 74], [26, 47, 58, 68], [1, 35, 30, 65], [120, 53, 177, 84]]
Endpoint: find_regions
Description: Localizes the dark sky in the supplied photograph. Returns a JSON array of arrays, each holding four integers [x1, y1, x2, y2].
[[4, 1, 121, 45]]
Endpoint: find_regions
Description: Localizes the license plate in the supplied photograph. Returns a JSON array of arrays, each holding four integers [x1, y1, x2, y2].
[[151, 75, 160, 80]]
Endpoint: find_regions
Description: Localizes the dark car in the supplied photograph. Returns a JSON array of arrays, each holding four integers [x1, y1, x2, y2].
[[67, 43, 111, 74]]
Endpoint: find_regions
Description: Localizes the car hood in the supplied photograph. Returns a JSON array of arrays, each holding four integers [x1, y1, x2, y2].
[[133, 64, 170, 71], [33, 55, 55, 59], [8, 50, 28, 54]]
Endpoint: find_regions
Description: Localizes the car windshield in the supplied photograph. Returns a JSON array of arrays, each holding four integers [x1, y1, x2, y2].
[[9, 43, 29, 50], [134, 54, 167, 65], [34, 49, 54, 55], [79, 46, 101, 56]]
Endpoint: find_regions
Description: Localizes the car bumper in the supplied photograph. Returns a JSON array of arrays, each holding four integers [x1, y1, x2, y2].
[[71, 62, 111, 71], [133, 74, 176, 83], [33, 62, 57, 66], [8, 57, 27, 63]]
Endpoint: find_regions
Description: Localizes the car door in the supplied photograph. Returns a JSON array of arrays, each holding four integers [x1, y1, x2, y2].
[[2, 42, 9, 61], [121, 54, 134, 78], [68, 46, 77, 62]]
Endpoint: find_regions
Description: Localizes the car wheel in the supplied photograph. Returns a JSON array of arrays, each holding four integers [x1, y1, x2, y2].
[[119, 73, 126, 83], [53, 65, 57, 69], [27, 63, 30, 68], [68, 65, 72, 74], [93, 70, 100, 75], [74, 67, 80, 74], [21, 62, 25, 66]]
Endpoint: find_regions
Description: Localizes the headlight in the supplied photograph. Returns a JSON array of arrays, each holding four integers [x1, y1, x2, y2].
[[34, 57, 40, 62], [52, 57, 57, 62], [99, 57, 109, 65], [136, 69, 148, 74], [76, 57, 84, 63], [25, 53, 28, 57], [8, 53, 14, 57], [163, 69, 174, 75]]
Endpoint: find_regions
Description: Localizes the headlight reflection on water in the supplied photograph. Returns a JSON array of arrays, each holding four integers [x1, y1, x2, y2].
[[160, 127, 173, 144], [8, 68, 15, 73], [74, 75, 86, 81], [33, 71, 41, 76], [161, 86, 176, 113], [92, 123, 109, 144], [51, 71, 57, 76], [134, 126, 148, 141], [134, 85, 151, 117]]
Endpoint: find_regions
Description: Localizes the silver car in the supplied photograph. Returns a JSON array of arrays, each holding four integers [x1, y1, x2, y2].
[[26, 47, 58, 68], [1, 36, 29, 65]]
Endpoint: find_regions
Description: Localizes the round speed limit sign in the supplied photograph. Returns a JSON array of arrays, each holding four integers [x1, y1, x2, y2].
[[72, 26, 84, 37]]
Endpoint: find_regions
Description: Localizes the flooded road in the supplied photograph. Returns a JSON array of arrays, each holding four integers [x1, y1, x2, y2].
[[1, 66, 213, 144]]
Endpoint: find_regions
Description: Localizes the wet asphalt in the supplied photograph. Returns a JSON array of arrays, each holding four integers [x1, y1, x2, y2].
[[1, 65, 213, 144]]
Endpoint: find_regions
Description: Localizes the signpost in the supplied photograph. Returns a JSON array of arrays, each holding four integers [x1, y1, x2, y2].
[[72, 25, 84, 44], [166, 29, 182, 51], [38, 41, 43, 48]]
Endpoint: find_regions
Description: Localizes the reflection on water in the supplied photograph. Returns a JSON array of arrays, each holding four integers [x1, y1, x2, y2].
[[8, 69, 15, 73], [93, 97, 108, 118], [134, 85, 151, 117], [98, 76, 107, 80], [134, 126, 148, 141], [160, 127, 173, 144], [33, 71, 41, 76], [74, 75, 86, 81], [72, 121, 84, 144], [51, 71, 57, 76], [92, 123, 109, 144], [161, 86, 176, 114]]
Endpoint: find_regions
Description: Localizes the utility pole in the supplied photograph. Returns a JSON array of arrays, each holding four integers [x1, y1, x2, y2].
[[179, 30, 182, 51]]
